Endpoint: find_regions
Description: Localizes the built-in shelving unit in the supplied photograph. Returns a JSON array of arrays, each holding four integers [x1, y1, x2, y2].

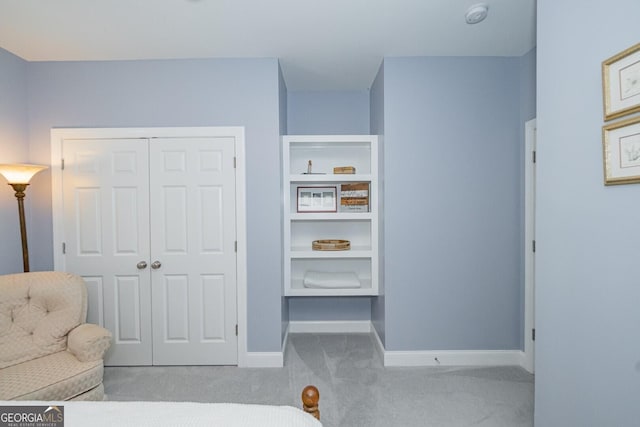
[[282, 135, 379, 297]]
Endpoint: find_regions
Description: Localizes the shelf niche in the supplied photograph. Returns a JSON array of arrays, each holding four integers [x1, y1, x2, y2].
[[282, 135, 380, 297]]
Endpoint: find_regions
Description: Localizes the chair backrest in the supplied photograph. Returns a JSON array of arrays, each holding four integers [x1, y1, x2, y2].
[[0, 272, 87, 369]]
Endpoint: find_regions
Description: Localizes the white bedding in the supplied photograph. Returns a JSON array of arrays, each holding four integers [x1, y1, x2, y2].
[[0, 401, 322, 427], [303, 271, 361, 288]]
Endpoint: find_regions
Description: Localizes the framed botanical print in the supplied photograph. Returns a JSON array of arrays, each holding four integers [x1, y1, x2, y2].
[[602, 42, 640, 121], [602, 115, 640, 185]]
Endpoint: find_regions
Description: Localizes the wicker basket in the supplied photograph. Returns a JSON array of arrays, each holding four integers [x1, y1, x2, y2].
[[312, 239, 351, 251]]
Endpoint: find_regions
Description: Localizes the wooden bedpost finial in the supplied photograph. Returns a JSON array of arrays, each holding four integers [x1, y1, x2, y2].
[[302, 385, 320, 420]]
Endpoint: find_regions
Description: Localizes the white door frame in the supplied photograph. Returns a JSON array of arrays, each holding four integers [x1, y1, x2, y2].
[[523, 118, 536, 373], [50, 127, 248, 367]]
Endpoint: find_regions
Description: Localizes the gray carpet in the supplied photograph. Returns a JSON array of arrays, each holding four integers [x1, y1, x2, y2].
[[104, 333, 533, 427]]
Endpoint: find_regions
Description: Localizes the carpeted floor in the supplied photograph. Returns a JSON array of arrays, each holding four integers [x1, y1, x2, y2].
[[104, 333, 533, 427]]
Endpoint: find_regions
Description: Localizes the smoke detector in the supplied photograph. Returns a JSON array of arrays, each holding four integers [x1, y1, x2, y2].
[[465, 3, 489, 24]]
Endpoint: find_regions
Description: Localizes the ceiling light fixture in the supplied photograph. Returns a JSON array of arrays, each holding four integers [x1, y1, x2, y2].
[[465, 3, 489, 24]]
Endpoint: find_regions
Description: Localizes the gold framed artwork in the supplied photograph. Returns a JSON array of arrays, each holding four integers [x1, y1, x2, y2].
[[602, 115, 640, 185], [602, 42, 640, 121]]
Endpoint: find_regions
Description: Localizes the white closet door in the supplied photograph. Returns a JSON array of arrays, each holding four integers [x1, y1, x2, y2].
[[62, 138, 153, 365], [149, 137, 238, 365]]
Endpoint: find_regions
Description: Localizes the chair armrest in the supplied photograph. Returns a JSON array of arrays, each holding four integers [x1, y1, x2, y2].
[[67, 323, 112, 362]]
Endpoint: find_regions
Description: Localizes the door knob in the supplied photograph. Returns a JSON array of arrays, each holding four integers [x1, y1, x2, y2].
[[151, 261, 162, 269], [137, 261, 148, 269]]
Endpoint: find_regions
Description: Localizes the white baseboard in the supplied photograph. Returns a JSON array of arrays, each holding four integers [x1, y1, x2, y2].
[[372, 325, 386, 363], [368, 321, 524, 367], [384, 349, 524, 367], [244, 351, 284, 368], [288, 320, 373, 334], [518, 350, 533, 373]]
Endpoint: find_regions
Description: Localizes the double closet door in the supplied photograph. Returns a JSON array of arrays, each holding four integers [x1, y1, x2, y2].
[[60, 135, 238, 366]]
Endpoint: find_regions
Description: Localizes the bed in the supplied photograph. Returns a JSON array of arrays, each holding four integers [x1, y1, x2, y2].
[[0, 386, 321, 427]]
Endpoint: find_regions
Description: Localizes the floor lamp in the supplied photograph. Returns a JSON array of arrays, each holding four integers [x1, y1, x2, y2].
[[0, 163, 48, 272]]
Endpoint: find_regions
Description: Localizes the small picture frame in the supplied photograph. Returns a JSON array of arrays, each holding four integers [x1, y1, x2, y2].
[[602, 115, 640, 185], [602, 42, 640, 121], [297, 186, 337, 212]]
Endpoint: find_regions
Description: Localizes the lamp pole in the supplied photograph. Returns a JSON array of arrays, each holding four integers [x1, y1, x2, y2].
[[9, 183, 30, 272], [0, 163, 48, 273]]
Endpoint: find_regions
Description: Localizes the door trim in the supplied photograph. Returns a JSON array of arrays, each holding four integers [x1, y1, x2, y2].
[[523, 118, 536, 374], [51, 126, 248, 366]]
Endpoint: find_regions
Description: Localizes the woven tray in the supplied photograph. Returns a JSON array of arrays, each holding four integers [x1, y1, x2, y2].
[[312, 239, 351, 251]]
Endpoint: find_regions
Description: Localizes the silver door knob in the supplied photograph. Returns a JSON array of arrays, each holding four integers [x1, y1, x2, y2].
[[151, 261, 162, 269], [137, 261, 148, 269]]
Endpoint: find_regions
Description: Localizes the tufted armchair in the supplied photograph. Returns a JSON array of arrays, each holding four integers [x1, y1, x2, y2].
[[0, 271, 112, 400]]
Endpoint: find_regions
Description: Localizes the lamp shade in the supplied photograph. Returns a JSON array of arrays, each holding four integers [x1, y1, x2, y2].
[[0, 164, 48, 184]]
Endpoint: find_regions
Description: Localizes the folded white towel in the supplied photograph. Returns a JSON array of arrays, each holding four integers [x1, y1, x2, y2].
[[303, 271, 361, 289]]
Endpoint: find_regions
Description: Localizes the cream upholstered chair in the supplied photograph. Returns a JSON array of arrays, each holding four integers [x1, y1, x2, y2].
[[0, 271, 112, 401]]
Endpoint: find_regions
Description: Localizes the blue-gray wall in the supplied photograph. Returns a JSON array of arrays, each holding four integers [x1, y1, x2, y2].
[[278, 63, 289, 345], [287, 90, 369, 135], [382, 56, 524, 351], [2, 47, 536, 358], [536, 1, 640, 425], [279, 64, 288, 136], [0, 48, 30, 275], [0, 49, 29, 164], [286, 90, 374, 323], [369, 63, 386, 345], [21, 58, 284, 353], [520, 49, 537, 124]]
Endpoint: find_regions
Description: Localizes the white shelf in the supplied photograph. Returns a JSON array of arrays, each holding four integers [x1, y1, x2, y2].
[[287, 279, 376, 297], [289, 174, 374, 183], [290, 246, 373, 258], [282, 135, 380, 297], [290, 213, 373, 221]]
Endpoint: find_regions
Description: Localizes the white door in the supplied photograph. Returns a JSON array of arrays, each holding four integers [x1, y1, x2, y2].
[[61, 136, 238, 366], [62, 138, 152, 365], [149, 137, 237, 365]]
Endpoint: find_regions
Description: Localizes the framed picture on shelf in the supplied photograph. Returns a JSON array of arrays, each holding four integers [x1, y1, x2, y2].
[[602, 116, 640, 185], [602, 42, 640, 121], [297, 186, 337, 212]]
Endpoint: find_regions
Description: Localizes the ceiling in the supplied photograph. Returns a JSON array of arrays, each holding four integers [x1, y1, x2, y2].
[[0, 0, 536, 91]]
